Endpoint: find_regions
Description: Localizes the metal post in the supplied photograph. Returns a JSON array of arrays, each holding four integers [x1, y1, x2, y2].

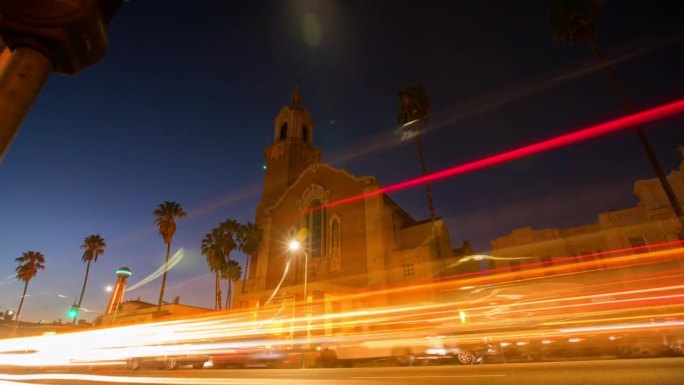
[[0, 47, 53, 160], [301, 249, 309, 368]]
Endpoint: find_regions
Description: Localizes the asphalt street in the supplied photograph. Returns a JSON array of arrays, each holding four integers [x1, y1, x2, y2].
[[1, 358, 682, 385]]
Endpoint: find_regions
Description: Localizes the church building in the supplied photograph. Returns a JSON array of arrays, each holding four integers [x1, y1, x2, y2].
[[233, 89, 465, 323]]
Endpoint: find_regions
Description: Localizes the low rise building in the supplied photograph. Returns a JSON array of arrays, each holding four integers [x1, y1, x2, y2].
[[490, 148, 684, 270]]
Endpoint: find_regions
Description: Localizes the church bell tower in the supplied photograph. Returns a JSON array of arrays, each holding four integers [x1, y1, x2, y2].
[[257, 88, 321, 220]]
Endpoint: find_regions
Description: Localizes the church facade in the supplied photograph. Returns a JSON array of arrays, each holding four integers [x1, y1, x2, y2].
[[233, 90, 461, 322]]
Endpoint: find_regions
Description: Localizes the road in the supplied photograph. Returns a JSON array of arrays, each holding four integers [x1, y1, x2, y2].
[[1, 358, 683, 385]]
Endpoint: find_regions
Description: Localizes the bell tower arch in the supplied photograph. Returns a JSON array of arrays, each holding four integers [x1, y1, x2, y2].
[[258, 88, 321, 221]]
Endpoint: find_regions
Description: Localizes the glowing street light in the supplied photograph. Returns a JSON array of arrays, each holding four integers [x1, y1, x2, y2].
[[105, 285, 113, 292], [288, 241, 308, 299], [288, 239, 311, 366], [289, 240, 300, 251]]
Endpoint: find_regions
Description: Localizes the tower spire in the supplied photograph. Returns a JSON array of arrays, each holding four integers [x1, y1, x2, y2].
[[292, 72, 303, 108], [291, 86, 302, 108]]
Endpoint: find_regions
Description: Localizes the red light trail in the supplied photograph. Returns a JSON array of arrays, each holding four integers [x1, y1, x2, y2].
[[324, 99, 684, 209]]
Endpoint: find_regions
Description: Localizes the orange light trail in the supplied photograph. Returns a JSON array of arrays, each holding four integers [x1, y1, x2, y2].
[[1, 248, 683, 373]]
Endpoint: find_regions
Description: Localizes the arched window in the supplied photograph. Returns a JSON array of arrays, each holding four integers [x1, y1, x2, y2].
[[302, 125, 308, 143], [299, 184, 329, 258], [306, 199, 326, 257], [330, 217, 341, 272], [279, 122, 288, 140], [330, 219, 340, 256]]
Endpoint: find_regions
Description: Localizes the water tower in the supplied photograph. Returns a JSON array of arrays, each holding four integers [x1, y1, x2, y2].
[[104, 267, 131, 315]]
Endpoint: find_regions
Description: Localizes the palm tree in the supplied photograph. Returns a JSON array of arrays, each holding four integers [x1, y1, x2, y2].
[[550, 0, 684, 235], [201, 227, 225, 310], [75, 234, 106, 324], [13, 251, 45, 331], [236, 222, 261, 294], [397, 84, 436, 222], [221, 259, 242, 310], [219, 219, 239, 309], [154, 201, 187, 311]]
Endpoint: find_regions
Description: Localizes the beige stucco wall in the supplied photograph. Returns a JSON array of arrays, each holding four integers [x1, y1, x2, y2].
[[490, 159, 684, 269]]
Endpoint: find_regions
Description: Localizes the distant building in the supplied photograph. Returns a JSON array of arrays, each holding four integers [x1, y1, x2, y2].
[[490, 148, 684, 269], [98, 267, 212, 326], [98, 299, 212, 326], [233, 89, 467, 323]]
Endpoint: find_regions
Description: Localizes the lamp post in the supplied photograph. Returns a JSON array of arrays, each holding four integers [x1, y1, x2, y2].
[[288, 241, 309, 306], [288, 240, 311, 368]]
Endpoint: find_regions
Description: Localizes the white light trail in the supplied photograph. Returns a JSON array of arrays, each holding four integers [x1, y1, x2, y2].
[[264, 256, 292, 306], [126, 248, 185, 292]]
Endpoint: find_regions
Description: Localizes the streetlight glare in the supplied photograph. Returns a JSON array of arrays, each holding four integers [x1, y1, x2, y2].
[[105, 285, 113, 292], [288, 240, 300, 251]]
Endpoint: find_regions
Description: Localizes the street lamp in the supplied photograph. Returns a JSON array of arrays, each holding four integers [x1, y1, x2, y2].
[[288, 240, 311, 368], [288, 240, 309, 309]]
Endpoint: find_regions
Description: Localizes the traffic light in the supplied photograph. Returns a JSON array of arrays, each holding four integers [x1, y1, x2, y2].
[[68, 305, 79, 319], [0, 0, 124, 74]]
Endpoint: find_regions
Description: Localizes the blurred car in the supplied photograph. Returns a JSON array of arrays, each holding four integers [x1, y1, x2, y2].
[[126, 353, 209, 370], [209, 340, 306, 369]]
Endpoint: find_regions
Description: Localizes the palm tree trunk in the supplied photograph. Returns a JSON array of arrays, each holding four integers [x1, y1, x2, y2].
[[74, 259, 91, 324], [241, 255, 250, 294], [589, 43, 684, 237], [413, 125, 437, 223], [13, 280, 29, 333], [225, 279, 232, 310], [414, 123, 442, 260], [215, 271, 222, 310], [157, 242, 171, 312]]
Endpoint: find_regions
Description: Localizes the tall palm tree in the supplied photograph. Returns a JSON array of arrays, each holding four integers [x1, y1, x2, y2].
[[219, 219, 239, 309], [397, 84, 436, 222], [221, 259, 242, 310], [13, 251, 45, 331], [154, 201, 187, 311], [75, 234, 106, 324], [236, 222, 261, 294], [201, 227, 225, 310], [550, 0, 684, 235]]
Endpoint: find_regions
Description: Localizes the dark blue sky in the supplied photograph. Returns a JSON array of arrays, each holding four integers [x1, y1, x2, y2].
[[1, 0, 683, 322]]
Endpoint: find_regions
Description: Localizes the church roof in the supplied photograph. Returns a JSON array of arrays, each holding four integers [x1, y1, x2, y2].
[[265, 162, 377, 214]]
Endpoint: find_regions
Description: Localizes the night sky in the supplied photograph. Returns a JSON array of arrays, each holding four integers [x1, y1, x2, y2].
[[1, 1, 683, 322]]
